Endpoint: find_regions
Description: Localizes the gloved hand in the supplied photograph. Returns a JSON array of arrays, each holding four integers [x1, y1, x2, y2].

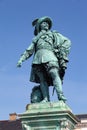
[[17, 60, 22, 67]]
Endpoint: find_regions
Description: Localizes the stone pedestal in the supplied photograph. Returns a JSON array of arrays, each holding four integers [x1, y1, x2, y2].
[[19, 101, 79, 130]]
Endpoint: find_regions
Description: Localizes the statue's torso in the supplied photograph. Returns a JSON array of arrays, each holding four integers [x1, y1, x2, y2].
[[32, 31, 58, 64]]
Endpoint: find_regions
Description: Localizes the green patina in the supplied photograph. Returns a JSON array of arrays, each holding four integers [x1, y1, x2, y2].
[[17, 16, 71, 103]]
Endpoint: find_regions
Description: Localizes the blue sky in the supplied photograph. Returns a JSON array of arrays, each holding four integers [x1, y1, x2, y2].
[[0, 0, 87, 120]]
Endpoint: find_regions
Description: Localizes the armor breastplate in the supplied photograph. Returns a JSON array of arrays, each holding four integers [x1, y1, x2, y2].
[[35, 31, 54, 51]]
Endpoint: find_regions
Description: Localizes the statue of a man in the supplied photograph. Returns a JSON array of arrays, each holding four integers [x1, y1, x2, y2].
[[17, 16, 71, 103]]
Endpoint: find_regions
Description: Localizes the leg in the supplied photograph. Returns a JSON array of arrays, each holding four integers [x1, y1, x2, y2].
[[36, 70, 50, 102], [48, 68, 67, 102]]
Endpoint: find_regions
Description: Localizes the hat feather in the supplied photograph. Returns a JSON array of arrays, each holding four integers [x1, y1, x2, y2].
[[32, 19, 38, 26]]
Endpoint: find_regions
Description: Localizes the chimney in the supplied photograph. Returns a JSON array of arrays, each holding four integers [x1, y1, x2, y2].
[[9, 113, 17, 121]]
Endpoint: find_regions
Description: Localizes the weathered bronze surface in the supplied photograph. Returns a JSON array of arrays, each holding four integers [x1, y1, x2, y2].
[[17, 16, 71, 103]]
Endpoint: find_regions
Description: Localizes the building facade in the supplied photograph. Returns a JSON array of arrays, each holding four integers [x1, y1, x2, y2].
[[0, 113, 87, 130], [75, 114, 87, 130]]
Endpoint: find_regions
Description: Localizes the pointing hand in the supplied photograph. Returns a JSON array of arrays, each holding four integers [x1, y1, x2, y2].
[[17, 61, 22, 67]]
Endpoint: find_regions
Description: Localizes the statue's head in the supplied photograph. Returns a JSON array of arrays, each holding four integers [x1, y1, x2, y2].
[[32, 16, 52, 35]]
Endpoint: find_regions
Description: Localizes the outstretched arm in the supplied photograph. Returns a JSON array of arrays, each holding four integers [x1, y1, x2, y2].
[[17, 42, 35, 67]]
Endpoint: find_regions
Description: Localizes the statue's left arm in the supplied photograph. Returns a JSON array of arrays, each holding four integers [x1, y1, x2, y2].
[[53, 31, 71, 80], [53, 31, 71, 68]]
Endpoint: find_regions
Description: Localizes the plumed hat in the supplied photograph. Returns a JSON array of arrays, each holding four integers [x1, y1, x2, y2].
[[32, 16, 52, 35]]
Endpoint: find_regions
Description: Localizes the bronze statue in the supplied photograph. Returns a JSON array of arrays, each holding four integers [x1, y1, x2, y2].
[[17, 16, 71, 103]]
